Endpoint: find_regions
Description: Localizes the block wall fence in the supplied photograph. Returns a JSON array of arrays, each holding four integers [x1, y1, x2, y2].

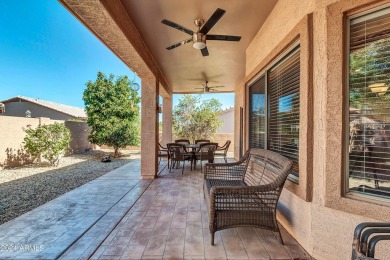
[[0, 116, 93, 168]]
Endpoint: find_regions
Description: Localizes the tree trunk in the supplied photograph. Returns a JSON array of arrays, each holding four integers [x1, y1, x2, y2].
[[114, 148, 119, 157]]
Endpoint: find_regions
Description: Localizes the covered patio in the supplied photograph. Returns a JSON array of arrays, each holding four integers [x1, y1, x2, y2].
[[0, 159, 310, 259], [54, 0, 390, 259]]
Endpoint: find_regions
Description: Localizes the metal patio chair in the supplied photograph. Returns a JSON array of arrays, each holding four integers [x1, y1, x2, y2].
[[167, 143, 193, 174], [215, 140, 231, 163]]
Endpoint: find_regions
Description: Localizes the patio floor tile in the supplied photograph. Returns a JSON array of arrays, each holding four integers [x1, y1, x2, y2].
[[1, 157, 313, 259]]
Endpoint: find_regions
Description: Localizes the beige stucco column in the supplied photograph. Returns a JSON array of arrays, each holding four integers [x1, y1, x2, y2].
[[141, 78, 159, 179], [161, 96, 172, 146]]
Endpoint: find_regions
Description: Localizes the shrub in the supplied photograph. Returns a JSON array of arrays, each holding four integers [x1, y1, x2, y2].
[[23, 122, 71, 166]]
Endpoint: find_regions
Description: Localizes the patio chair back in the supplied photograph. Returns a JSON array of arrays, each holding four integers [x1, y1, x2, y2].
[[243, 148, 292, 187], [175, 139, 190, 145], [167, 143, 192, 174], [194, 142, 218, 170], [158, 143, 169, 166], [195, 139, 210, 144]]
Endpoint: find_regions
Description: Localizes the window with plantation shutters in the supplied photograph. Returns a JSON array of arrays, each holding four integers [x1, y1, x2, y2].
[[247, 45, 300, 179], [347, 7, 390, 199], [249, 76, 266, 149], [269, 50, 300, 177]]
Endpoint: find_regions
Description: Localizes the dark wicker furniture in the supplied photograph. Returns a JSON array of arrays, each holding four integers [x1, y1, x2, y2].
[[203, 148, 293, 245]]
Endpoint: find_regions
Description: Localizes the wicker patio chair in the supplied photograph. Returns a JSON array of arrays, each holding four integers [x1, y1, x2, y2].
[[193, 142, 218, 171], [215, 140, 231, 163], [203, 148, 293, 245], [167, 143, 192, 174]]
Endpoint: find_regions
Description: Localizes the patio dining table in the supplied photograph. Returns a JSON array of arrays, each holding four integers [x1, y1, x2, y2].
[[185, 143, 200, 150]]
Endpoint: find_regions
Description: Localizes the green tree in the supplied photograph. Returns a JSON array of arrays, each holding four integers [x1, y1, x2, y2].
[[173, 95, 223, 143], [83, 72, 140, 157], [350, 39, 390, 109], [23, 122, 71, 166]]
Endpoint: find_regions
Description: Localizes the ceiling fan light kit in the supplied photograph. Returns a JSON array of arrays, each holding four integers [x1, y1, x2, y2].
[[162, 8, 241, 56], [193, 32, 206, 49]]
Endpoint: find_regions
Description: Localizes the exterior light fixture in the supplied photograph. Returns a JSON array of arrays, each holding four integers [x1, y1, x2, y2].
[[131, 82, 140, 91], [25, 110, 31, 118], [368, 83, 388, 95]]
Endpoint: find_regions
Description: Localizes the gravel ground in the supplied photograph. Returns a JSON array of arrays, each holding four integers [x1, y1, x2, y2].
[[0, 149, 139, 225]]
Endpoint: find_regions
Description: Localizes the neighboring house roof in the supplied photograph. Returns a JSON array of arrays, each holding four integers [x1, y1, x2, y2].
[[220, 107, 234, 115], [1, 96, 87, 119]]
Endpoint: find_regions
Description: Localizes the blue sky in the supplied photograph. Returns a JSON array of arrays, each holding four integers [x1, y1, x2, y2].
[[0, 1, 234, 109]]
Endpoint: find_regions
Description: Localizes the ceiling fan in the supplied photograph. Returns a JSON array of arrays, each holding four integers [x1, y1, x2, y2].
[[161, 8, 241, 56], [195, 81, 225, 93]]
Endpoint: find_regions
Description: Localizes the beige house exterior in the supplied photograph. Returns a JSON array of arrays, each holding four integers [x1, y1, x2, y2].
[[217, 107, 234, 134], [58, 1, 390, 259]]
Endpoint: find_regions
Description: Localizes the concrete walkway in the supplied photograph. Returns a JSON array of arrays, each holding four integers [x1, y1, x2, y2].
[[0, 159, 152, 260]]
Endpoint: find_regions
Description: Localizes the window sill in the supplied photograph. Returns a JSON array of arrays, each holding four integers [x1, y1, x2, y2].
[[325, 193, 390, 221], [287, 174, 299, 184]]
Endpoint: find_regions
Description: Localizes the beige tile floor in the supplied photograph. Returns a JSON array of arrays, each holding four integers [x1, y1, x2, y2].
[[86, 160, 312, 260]]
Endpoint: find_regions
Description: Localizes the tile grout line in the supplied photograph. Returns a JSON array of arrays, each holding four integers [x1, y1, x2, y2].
[[159, 188, 176, 259], [55, 178, 152, 260], [85, 178, 155, 260]]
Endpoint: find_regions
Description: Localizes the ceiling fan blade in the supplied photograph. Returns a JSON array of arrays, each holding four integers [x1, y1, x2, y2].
[[199, 8, 226, 35], [209, 86, 225, 88], [166, 37, 193, 50], [161, 19, 194, 35], [206, 35, 241, 41], [201, 47, 209, 57]]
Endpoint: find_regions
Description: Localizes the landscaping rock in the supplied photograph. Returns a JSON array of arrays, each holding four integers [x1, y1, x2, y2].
[[0, 150, 140, 225]]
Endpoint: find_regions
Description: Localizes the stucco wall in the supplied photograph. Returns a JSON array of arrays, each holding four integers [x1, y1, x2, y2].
[[246, 0, 315, 76], [2, 101, 79, 121], [0, 116, 93, 168], [213, 133, 234, 153], [217, 108, 234, 134], [64, 121, 94, 154], [241, 0, 390, 259]]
